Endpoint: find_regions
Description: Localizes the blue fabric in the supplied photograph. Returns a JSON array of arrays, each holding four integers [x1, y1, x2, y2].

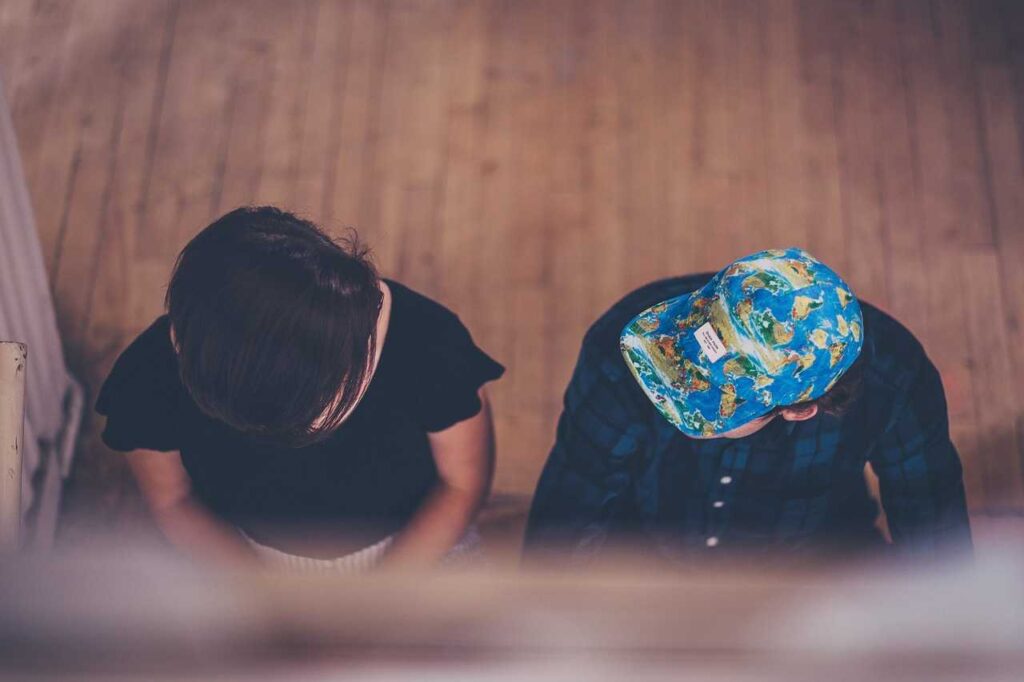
[[621, 248, 864, 437], [524, 273, 972, 560]]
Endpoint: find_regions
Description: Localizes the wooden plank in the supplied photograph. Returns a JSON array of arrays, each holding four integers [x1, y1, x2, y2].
[[0, 342, 26, 551], [732, 0, 773, 256], [761, 0, 812, 252], [857, 0, 929, 340], [249, 0, 313, 212], [0, 0, 76, 271], [432, 0, 534, 490], [615, 0, 669, 286], [583, 0, 630, 305], [325, 0, 390, 239], [292, 0, 354, 223], [971, 2, 1024, 361], [434, 0, 493, 311], [969, 0, 1024, 511], [13, 2, 96, 282], [82, 0, 178, 370], [545, 0, 628, 376], [827, 0, 889, 307], [349, 0, 409, 273], [932, 0, 997, 248], [960, 251, 1024, 510], [651, 0, 698, 281], [998, 0, 1024, 176], [209, 2, 275, 215], [536, 0, 609, 483], [52, 1, 181, 544], [897, 0, 984, 508], [46, 1, 172, 370], [474, 0, 558, 493], [684, 0, 734, 271], [0, 1, 35, 89], [794, 0, 847, 269], [378, 0, 457, 290], [139, 0, 240, 265]]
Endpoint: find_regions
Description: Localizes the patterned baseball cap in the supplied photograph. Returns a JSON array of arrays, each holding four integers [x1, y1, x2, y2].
[[620, 248, 864, 438]]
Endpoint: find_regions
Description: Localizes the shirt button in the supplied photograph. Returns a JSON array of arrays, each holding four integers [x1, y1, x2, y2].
[[713, 500, 725, 508], [720, 475, 733, 485], [706, 536, 719, 547]]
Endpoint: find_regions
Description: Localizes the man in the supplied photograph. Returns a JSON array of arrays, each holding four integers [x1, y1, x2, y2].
[[524, 248, 971, 561]]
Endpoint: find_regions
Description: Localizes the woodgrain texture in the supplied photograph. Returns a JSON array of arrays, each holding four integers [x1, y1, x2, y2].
[[0, 0, 1022, 544]]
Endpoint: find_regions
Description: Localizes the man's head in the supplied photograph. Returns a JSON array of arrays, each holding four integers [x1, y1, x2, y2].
[[166, 206, 382, 447], [620, 248, 864, 439]]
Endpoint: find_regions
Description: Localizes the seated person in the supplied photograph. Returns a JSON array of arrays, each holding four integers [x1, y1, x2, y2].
[[96, 206, 504, 571], [524, 248, 971, 562]]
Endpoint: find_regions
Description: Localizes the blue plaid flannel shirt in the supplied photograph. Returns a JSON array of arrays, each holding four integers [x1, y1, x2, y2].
[[524, 274, 972, 560]]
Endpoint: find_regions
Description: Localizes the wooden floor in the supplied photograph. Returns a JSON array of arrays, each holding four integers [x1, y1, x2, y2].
[[1, 0, 1023, 542]]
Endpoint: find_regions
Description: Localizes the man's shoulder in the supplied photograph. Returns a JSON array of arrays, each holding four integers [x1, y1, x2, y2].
[[858, 301, 932, 396]]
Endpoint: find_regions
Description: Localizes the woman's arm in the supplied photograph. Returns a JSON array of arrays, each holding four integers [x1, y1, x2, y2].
[[126, 449, 259, 567], [381, 388, 496, 567]]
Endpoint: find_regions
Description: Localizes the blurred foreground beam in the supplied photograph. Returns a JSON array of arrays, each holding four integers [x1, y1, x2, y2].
[[1, 545, 1022, 680], [0, 341, 26, 551]]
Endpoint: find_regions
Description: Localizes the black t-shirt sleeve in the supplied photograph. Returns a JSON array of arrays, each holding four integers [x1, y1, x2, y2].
[[94, 317, 184, 453], [393, 285, 504, 432]]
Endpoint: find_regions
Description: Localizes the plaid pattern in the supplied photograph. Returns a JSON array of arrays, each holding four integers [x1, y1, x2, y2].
[[525, 274, 972, 560]]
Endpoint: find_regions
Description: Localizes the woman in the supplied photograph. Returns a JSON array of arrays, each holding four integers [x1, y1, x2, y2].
[[96, 206, 504, 571]]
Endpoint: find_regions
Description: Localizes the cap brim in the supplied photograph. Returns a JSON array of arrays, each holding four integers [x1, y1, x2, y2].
[[620, 281, 774, 438], [620, 282, 721, 437]]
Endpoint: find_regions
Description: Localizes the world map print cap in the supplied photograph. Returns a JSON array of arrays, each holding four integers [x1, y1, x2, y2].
[[620, 248, 864, 438]]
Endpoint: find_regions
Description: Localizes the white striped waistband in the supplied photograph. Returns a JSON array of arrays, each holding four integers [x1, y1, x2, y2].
[[240, 531, 395, 574]]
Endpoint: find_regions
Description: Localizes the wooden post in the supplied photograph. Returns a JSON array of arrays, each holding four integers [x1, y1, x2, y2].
[[0, 341, 26, 552]]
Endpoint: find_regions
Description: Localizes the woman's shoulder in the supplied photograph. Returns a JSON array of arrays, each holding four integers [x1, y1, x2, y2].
[[94, 315, 187, 452], [95, 315, 180, 413], [378, 279, 504, 431], [384, 279, 462, 325], [116, 315, 177, 373], [134, 314, 175, 353], [381, 279, 479, 349]]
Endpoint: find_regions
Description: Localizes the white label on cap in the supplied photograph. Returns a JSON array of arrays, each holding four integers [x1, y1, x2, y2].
[[694, 322, 727, 362]]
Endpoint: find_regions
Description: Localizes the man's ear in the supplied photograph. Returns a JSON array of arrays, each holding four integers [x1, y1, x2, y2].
[[779, 403, 818, 422]]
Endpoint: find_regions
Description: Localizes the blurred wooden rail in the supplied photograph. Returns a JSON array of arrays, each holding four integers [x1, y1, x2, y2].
[[0, 342, 26, 551], [2, 547, 1023, 679]]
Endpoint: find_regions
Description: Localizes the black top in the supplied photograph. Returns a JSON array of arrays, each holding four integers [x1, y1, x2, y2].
[[96, 280, 504, 552]]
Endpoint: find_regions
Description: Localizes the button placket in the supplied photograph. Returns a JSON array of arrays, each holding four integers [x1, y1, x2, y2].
[[705, 445, 738, 548]]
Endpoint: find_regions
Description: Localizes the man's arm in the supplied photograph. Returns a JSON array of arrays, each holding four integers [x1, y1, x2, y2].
[[869, 359, 972, 556], [523, 337, 648, 558]]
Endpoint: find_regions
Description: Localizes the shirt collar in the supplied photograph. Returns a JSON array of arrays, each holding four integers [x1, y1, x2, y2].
[[688, 414, 797, 452]]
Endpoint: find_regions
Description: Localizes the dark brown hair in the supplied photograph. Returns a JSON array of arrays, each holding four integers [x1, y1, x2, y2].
[[778, 354, 865, 418], [165, 206, 382, 447]]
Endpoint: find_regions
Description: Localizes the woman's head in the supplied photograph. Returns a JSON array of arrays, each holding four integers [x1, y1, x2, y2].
[[166, 206, 382, 447]]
